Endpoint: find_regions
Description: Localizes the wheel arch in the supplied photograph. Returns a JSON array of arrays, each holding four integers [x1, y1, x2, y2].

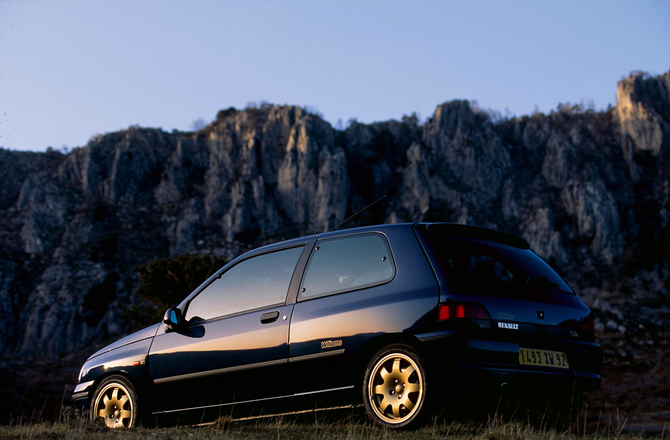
[[89, 370, 140, 402]]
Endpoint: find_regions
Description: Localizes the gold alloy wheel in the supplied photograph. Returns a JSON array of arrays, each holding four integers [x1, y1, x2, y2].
[[94, 382, 134, 428], [368, 352, 423, 424]]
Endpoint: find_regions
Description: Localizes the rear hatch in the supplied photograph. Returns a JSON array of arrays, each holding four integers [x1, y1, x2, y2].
[[414, 223, 595, 342]]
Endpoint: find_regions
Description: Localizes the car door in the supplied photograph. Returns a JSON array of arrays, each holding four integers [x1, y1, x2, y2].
[[288, 233, 397, 395], [147, 245, 305, 417], [287, 230, 439, 398]]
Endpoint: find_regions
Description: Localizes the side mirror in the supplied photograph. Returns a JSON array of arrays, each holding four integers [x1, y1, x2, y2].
[[163, 308, 183, 331]]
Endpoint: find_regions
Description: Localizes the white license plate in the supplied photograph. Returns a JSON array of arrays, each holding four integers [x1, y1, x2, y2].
[[519, 348, 569, 369]]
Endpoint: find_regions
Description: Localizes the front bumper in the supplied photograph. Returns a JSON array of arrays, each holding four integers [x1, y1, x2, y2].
[[72, 380, 94, 403]]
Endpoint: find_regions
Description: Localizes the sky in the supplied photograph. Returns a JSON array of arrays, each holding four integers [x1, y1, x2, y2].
[[0, 0, 668, 152]]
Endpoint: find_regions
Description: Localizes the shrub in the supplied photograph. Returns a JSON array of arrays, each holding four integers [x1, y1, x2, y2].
[[216, 107, 238, 120]]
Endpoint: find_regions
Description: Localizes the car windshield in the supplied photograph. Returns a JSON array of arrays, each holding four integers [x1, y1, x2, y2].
[[424, 236, 573, 295]]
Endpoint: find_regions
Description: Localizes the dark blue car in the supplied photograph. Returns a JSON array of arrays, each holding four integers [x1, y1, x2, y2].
[[72, 223, 602, 429]]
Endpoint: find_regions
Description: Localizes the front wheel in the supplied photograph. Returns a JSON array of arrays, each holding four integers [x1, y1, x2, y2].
[[362, 344, 428, 428], [90, 375, 139, 428]]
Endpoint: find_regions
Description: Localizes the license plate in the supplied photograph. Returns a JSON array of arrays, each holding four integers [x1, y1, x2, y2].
[[519, 348, 569, 369]]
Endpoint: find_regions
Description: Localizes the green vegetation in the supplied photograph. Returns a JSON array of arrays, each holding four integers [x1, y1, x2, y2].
[[124, 253, 227, 327]]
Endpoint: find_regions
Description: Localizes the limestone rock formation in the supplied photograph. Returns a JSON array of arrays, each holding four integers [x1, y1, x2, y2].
[[0, 71, 667, 365]]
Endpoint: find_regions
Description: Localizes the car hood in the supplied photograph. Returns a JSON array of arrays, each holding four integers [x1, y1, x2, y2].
[[88, 323, 161, 361]]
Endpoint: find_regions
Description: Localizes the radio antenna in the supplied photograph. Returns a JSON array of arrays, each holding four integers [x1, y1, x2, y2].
[[328, 194, 387, 233]]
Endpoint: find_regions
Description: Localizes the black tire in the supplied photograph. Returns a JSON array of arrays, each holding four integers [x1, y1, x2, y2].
[[90, 375, 140, 429], [362, 344, 428, 429]]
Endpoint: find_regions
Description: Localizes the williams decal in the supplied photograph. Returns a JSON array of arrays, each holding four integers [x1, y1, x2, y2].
[[321, 340, 343, 349]]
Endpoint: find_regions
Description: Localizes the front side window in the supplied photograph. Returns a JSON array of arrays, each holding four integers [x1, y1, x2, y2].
[[300, 234, 395, 300], [185, 246, 303, 322]]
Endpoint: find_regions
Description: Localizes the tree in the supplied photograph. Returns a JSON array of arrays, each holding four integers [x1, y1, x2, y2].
[[190, 118, 208, 131], [124, 253, 227, 327]]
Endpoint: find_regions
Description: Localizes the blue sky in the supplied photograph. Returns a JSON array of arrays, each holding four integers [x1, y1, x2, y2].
[[1, 0, 668, 152]]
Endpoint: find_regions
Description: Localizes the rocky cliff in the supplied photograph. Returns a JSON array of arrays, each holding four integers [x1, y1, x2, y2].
[[0, 72, 668, 378]]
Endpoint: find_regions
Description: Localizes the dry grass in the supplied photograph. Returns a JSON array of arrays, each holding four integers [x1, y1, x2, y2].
[[1, 410, 666, 440]]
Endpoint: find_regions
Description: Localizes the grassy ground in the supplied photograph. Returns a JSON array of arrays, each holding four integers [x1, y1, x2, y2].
[[0, 421, 663, 440], [1, 410, 667, 440]]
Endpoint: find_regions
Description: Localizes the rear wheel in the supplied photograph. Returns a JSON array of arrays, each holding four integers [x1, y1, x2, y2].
[[363, 344, 428, 428], [90, 375, 139, 428]]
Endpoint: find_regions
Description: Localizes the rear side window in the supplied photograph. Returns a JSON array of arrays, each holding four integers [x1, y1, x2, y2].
[[299, 234, 394, 300], [425, 236, 573, 295]]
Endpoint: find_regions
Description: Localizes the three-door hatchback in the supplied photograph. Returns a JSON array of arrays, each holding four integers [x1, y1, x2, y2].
[[73, 223, 602, 429]]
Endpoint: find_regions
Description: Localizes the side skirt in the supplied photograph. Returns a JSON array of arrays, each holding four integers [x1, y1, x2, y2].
[[193, 404, 364, 425], [151, 385, 355, 416]]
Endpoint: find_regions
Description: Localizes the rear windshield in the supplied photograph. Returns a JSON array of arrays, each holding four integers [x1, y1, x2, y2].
[[423, 236, 573, 295]]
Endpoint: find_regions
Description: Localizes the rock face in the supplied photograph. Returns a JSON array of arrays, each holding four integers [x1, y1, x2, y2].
[[0, 72, 668, 361]]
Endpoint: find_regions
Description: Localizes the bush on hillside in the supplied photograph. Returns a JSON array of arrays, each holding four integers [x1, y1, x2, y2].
[[124, 253, 227, 327]]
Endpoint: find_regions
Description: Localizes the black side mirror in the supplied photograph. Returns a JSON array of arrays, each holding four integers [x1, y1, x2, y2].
[[163, 308, 183, 331]]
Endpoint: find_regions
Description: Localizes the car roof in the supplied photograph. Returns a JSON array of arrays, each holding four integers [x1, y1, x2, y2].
[[250, 222, 528, 255], [243, 223, 414, 256], [415, 222, 530, 249]]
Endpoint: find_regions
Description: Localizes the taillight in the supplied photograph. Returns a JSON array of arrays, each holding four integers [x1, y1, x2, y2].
[[438, 303, 491, 321], [582, 317, 594, 333]]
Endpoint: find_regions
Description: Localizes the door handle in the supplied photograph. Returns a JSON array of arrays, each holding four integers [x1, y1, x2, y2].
[[261, 311, 280, 324]]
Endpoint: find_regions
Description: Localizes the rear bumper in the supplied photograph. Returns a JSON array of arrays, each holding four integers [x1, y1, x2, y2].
[[454, 361, 601, 392], [416, 330, 603, 393]]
